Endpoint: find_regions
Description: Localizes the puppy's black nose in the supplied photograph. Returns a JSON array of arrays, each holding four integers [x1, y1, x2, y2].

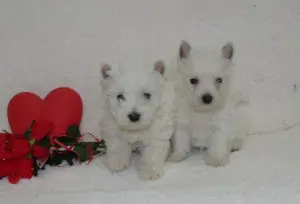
[[128, 111, 141, 122], [201, 93, 213, 104]]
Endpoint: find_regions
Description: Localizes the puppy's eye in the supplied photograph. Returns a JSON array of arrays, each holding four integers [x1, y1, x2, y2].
[[143, 92, 151, 100], [189, 78, 199, 85], [117, 94, 125, 101], [216, 77, 223, 84]]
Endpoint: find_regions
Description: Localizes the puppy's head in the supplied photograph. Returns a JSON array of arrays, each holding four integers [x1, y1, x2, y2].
[[178, 41, 234, 111], [100, 60, 165, 130]]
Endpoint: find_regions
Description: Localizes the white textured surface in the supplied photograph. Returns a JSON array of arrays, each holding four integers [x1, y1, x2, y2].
[[0, 0, 300, 203], [1, 127, 300, 204]]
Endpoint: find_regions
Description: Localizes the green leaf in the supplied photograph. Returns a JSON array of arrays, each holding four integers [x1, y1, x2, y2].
[[24, 120, 36, 140], [24, 129, 31, 139], [56, 136, 77, 146], [72, 141, 107, 162], [35, 136, 51, 148], [29, 120, 36, 128], [66, 125, 80, 138], [73, 144, 90, 162]]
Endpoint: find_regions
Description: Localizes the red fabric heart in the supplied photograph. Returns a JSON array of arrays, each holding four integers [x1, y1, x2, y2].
[[7, 92, 43, 136], [42, 87, 83, 137], [7, 87, 83, 138], [7, 87, 83, 139]]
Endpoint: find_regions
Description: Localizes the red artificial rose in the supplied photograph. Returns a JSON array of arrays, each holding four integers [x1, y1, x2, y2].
[[0, 158, 34, 184], [32, 145, 50, 159], [0, 133, 31, 159]]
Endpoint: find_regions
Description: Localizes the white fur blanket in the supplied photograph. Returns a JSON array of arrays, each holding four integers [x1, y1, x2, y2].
[[1, 126, 299, 204]]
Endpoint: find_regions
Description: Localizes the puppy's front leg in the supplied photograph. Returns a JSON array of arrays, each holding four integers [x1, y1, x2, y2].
[[203, 123, 230, 167], [169, 126, 191, 162], [105, 136, 131, 172], [138, 140, 170, 180]]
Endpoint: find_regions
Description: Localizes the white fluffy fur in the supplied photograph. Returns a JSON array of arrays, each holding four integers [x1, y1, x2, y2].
[[100, 60, 175, 180], [168, 41, 250, 167]]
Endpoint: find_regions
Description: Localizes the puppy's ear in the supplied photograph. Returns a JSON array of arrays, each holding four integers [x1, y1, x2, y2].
[[179, 41, 191, 59], [101, 63, 112, 79], [154, 60, 165, 76], [222, 42, 234, 60]]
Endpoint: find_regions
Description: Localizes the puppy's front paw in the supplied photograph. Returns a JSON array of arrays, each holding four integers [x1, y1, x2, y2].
[[138, 166, 165, 181], [106, 155, 130, 172], [203, 154, 229, 167], [231, 138, 243, 152], [168, 151, 189, 163]]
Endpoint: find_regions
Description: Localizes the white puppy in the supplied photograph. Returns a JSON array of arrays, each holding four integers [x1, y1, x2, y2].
[[169, 41, 249, 167], [100, 60, 175, 180]]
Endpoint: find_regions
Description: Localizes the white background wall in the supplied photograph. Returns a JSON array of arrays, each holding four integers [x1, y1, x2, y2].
[[0, 0, 299, 136]]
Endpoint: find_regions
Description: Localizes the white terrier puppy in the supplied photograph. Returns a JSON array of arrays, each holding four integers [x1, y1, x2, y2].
[[169, 41, 249, 167], [100, 60, 175, 180]]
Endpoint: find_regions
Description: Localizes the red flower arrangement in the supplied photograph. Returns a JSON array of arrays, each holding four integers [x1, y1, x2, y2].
[[0, 87, 106, 184]]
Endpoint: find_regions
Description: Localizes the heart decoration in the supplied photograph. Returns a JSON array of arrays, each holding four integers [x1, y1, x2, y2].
[[7, 92, 42, 136], [5, 87, 83, 161], [7, 87, 83, 138], [0, 87, 100, 184]]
